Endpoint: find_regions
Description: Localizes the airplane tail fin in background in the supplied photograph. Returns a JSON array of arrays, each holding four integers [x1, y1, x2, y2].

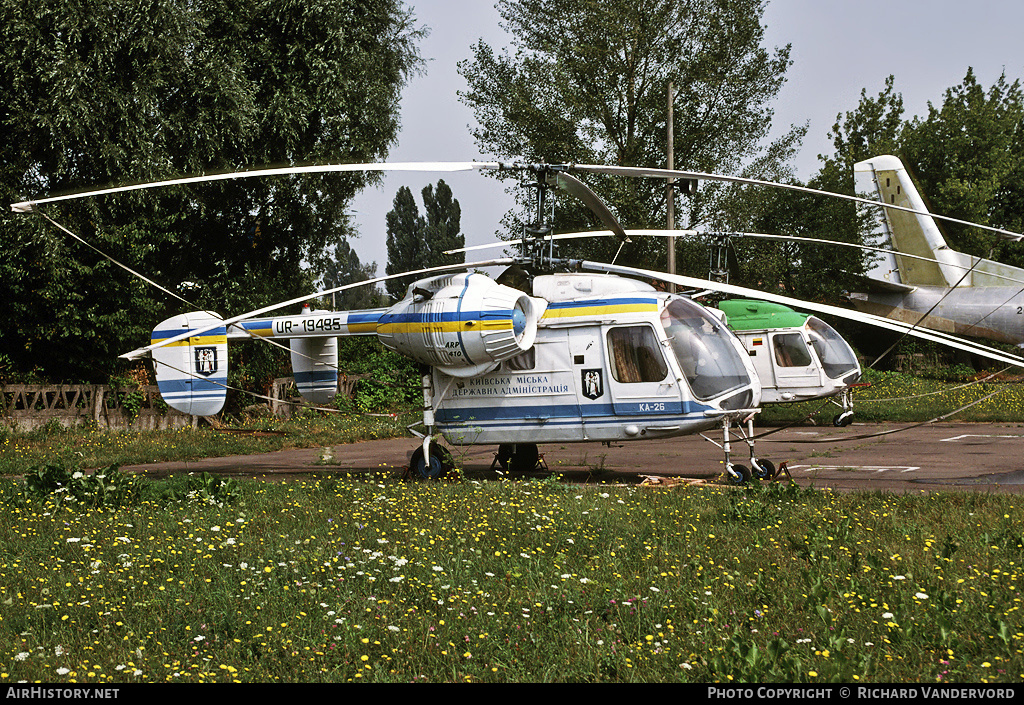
[[854, 155, 1024, 289], [150, 311, 229, 416], [854, 155, 962, 288]]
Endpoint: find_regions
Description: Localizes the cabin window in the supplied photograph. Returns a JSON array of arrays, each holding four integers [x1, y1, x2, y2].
[[660, 297, 752, 400], [607, 326, 668, 383], [772, 333, 813, 367], [806, 317, 860, 380], [505, 347, 536, 371]]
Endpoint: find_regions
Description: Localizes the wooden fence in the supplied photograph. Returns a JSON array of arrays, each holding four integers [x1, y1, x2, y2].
[[0, 384, 195, 432], [269, 374, 370, 418], [1, 374, 372, 431]]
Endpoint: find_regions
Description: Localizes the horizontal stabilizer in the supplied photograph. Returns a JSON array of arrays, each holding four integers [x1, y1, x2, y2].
[[150, 312, 228, 416]]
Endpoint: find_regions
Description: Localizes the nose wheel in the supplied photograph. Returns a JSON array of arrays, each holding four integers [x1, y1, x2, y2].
[[408, 439, 455, 480], [708, 415, 778, 485]]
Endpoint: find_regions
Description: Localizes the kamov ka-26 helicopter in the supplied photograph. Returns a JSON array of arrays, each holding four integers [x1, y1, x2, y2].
[[11, 160, 1024, 483]]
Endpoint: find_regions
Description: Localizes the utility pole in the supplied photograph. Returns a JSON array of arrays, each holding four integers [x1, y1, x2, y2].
[[667, 82, 676, 293]]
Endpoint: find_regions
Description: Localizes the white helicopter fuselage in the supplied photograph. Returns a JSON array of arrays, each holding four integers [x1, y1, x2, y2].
[[432, 273, 761, 446]]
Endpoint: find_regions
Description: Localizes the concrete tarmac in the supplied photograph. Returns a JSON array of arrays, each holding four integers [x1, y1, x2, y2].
[[121, 420, 1024, 494]]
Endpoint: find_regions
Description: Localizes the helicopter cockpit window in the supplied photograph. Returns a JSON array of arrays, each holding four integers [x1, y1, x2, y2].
[[607, 326, 668, 383], [505, 347, 536, 371], [805, 317, 860, 380], [772, 333, 813, 367], [659, 298, 752, 400]]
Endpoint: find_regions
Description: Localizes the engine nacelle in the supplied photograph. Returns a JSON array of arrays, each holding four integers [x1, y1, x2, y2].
[[376, 272, 545, 377], [150, 311, 229, 416]]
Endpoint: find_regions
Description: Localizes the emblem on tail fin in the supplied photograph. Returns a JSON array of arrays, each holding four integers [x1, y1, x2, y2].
[[194, 347, 218, 376]]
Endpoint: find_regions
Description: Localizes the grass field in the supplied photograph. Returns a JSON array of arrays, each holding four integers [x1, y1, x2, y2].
[[0, 473, 1020, 683], [0, 371, 1022, 683]]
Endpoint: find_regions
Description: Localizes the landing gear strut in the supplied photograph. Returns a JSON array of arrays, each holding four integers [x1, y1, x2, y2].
[[408, 438, 455, 480], [706, 415, 776, 485], [832, 387, 855, 427]]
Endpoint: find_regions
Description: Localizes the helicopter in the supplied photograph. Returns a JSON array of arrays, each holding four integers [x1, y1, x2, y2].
[[715, 299, 861, 428], [11, 160, 1024, 485]]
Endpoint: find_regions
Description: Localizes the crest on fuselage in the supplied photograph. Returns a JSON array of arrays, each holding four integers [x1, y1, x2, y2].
[[194, 347, 218, 376], [582, 369, 604, 400]]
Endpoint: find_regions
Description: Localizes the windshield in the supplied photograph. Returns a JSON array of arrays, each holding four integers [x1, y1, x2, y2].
[[660, 297, 751, 400], [805, 317, 860, 380]]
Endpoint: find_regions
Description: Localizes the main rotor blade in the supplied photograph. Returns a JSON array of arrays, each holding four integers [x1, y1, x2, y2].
[[444, 228, 701, 256], [120, 257, 514, 360], [446, 227, 1024, 289], [582, 260, 1024, 370], [11, 161, 502, 212], [569, 164, 1024, 243], [550, 172, 629, 243]]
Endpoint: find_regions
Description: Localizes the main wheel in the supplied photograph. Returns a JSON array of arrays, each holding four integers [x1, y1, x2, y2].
[[496, 444, 515, 472], [409, 443, 454, 480], [752, 458, 776, 481], [727, 463, 752, 485], [508, 443, 539, 473]]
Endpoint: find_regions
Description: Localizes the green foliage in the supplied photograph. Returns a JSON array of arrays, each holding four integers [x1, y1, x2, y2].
[[0, 0, 425, 382], [22, 460, 140, 508], [108, 374, 146, 421], [818, 68, 1024, 271], [385, 180, 463, 301], [321, 238, 384, 311], [458, 0, 799, 270], [336, 337, 420, 412], [161, 472, 240, 506]]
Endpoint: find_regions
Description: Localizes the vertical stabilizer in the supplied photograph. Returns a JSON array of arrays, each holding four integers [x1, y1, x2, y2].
[[855, 155, 963, 287], [150, 312, 229, 416], [290, 305, 339, 404]]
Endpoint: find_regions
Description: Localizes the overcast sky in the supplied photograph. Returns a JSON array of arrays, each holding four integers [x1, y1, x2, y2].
[[347, 0, 1024, 279]]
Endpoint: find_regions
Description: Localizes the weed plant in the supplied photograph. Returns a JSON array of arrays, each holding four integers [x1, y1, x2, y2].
[[0, 471, 1021, 683]]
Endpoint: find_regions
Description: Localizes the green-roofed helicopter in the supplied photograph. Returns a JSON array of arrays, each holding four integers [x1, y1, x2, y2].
[[717, 299, 862, 428]]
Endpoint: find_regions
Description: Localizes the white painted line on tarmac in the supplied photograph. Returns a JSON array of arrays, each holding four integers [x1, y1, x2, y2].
[[787, 464, 920, 474], [940, 434, 1024, 442]]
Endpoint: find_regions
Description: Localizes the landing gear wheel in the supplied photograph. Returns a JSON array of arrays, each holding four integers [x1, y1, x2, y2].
[[833, 412, 853, 427], [496, 443, 539, 473], [409, 442, 454, 480], [752, 459, 776, 481], [727, 463, 751, 485], [496, 444, 514, 472], [509, 443, 539, 473]]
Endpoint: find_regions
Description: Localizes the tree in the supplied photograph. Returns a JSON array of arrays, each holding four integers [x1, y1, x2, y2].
[[815, 68, 1024, 271], [384, 179, 463, 301], [322, 238, 383, 311], [422, 180, 464, 268], [385, 186, 427, 301], [899, 69, 1024, 262], [457, 0, 799, 268], [0, 0, 424, 381]]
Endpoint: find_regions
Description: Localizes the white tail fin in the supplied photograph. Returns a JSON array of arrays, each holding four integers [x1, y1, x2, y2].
[[855, 155, 964, 287], [856, 155, 1024, 288], [150, 312, 228, 416]]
